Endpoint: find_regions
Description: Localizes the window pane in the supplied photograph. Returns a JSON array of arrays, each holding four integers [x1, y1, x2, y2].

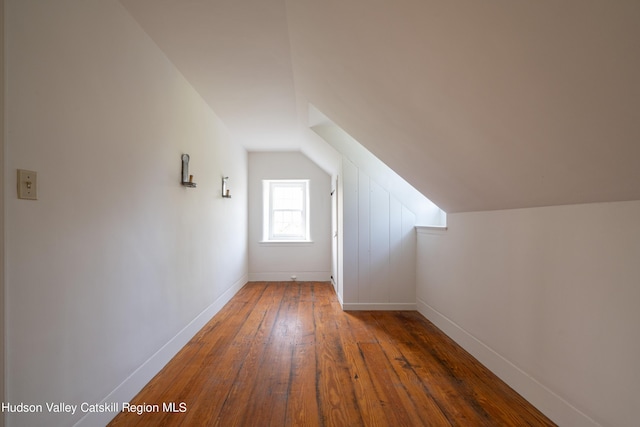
[[273, 185, 303, 210], [264, 179, 309, 241], [273, 210, 303, 237]]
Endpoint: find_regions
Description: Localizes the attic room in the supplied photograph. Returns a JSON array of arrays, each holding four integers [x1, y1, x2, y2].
[[2, 0, 639, 426]]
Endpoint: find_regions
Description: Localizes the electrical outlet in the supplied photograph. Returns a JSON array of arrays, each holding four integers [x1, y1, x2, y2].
[[17, 169, 37, 200]]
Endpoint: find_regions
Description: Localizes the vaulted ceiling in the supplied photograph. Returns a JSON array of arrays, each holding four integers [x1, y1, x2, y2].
[[121, 0, 640, 213]]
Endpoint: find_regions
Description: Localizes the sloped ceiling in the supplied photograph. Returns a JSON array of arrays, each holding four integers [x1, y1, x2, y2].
[[121, 0, 640, 213], [120, 0, 300, 150]]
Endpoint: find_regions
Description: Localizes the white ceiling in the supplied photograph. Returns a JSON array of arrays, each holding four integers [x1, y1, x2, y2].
[[121, 0, 640, 213], [120, 0, 300, 151]]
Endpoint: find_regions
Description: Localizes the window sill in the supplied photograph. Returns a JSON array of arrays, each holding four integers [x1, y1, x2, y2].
[[259, 240, 314, 247], [415, 225, 448, 235]]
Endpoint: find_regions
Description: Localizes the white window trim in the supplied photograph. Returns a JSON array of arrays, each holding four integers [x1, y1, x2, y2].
[[262, 179, 311, 243]]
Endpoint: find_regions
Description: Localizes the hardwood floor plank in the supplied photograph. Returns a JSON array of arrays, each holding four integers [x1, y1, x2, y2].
[[374, 337, 453, 426], [368, 311, 495, 425], [109, 282, 556, 427], [172, 283, 282, 426], [211, 283, 288, 426], [341, 340, 394, 427], [239, 283, 299, 426], [358, 341, 432, 426], [108, 282, 270, 427], [285, 286, 320, 427], [371, 311, 555, 426], [313, 285, 364, 426], [340, 313, 400, 426]]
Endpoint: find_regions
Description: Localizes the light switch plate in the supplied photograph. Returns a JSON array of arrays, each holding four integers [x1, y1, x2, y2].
[[17, 169, 37, 200]]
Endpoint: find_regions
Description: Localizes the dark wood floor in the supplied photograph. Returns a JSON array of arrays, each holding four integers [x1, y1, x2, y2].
[[109, 282, 555, 426]]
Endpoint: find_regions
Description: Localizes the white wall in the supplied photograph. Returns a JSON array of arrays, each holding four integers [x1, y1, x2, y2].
[[5, 1, 248, 426], [248, 151, 331, 281], [340, 158, 416, 310], [416, 201, 640, 427]]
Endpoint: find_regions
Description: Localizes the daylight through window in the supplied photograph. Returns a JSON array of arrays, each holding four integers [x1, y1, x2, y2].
[[263, 180, 310, 241]]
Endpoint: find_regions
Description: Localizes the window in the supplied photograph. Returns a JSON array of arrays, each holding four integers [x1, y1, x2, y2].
[[263, 180, 310, 242]]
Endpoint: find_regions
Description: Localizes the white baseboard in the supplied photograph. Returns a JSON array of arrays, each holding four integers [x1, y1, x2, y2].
[[247, 272, 331, 282], [74, 274, 248, 427], [416, 298, 599, 427], [342, 302, 416, 311], [335, 289, 344, 309]]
